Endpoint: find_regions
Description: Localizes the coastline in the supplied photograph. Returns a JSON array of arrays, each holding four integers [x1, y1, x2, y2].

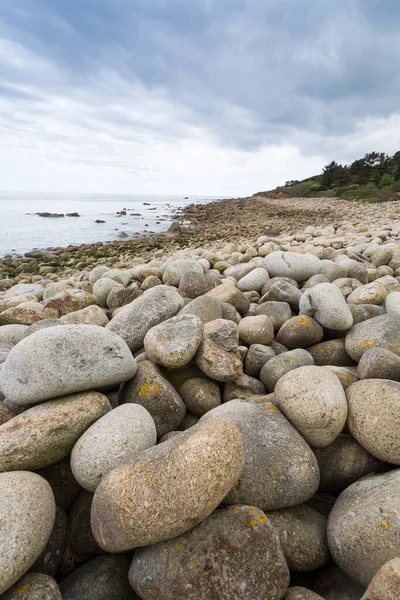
[[2, 194, 400, 287]]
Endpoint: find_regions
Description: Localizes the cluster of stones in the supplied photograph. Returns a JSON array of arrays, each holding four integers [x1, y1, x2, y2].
[[2, 223, 400, 598]]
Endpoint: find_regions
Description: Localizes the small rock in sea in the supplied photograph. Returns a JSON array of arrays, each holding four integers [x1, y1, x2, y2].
[[66, 212, 80, 217], [95, 219, 105, 223]]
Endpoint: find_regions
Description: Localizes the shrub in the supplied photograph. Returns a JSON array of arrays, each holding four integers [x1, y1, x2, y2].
[[379, 173, 395, 188]]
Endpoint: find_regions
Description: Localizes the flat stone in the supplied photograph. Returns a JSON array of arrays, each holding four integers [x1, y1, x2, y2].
[[274, 366, 348, 448], [120, 360, 186, 438], [129, 505, 289, 600], [0, 391, 111, 471], [106, 286, 184, 351], [201, 399, 319, 510], [0, 471, 56, 594], [91, 419, 244, 551], [0, 324, 136, 405], [144, 314, 203, 368], [264, 251, 319, 282], [71, 404, 157, 492]]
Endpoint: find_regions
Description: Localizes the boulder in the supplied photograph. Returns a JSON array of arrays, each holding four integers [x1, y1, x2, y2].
[[237, 315, 274, 346], [144, 314, 203, 368], [264, 251, 319, 282], [260, 349, 314, 392], [276, 315, 323, 349], [300, 283, 353, 331], [196, 339, 243, 382], [345, 314, 400, 361], [179, 377, 221, 416]]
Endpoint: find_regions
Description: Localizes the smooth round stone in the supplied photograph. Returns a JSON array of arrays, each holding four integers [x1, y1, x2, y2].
[[349, 303, 385, 324], [0, 392, 111, 472], [314, 434, 384, 491], [99, 269, 132, 286], [0, 471, 56, 594], [237, 267, 270, 292], [120, 360, 186, 439], [60, 305, 109, 326], [357, 347, 400, 380], [0, 324, 28, 363], [347, 379, 400, 463], [267, 504, 330, 572], [129, 505, 289, 600], [162, 260, 204, 286], [21, 319, 65, 338], [206, 283, 250, 315], [179, 377, 221, 417], [284, 588, 325, 600], [144, 314, 203, 368], [0, 302, 45, 325], [195, 339, 243, 382], [302, 274, 330, 288], [274, 366, 348, 448], [93, 278, 125, 307], [238, 315, 274, 345], [201, 400, 319, 510], [178, 295, 222, 324], [68, 491, 104, 561], [260, 349, 314, 392], [36, 457, 82, 511], [107, 286, 184, 351], [385, 291, 400, 315], [89, 265, 110, 283], [255, 300, 292, 330], [345, 314, 400, 361], [264, 251, 319, 282], [1, 573, 62, 600], [60, 556, 138, 600], [107, 286, 142, 310], [141, 275, 162, 291], [307, 339, 355, 367], [314, 260, 347, 282], [327, 470, 400, 587], [91, 419, 244, 551], [178, 271, 221, 298], [4, 283, 44, 300], [324, 366, 359, 389], [0, 324, 136, 405], [300, 283, 354, 331], [31, 507, 67, 577], [276, 315, 323, 349], [347, 282, 387, 305], [333, 277, 363, 298], [220, 301, 241, 323], [224, 262, 258, 280], [42, 280, 75, 301], [244, 344, 276, 377], [314, 565, 366, 600], [71, 404, 157, 492], [361, 558, 400, 600]]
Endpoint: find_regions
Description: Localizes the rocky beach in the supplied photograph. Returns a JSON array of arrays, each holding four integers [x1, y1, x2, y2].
[[2, 194, 400, 598]]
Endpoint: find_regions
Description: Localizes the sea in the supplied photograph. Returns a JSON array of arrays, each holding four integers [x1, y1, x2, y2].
[[0, 192, 226, 257]]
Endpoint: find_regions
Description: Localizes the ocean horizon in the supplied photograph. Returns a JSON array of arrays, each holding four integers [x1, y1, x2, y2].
[[0, 192, 228, 257]]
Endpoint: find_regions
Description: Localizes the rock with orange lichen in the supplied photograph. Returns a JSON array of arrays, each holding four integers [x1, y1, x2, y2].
[[276, 315, 323, 349], [119, 360, 186, 438], [327, 470, 400, 587], [345, 314, 400, 361], [201, 399, 319, 510], [91, 419, 244, 552], [129, 505, 289, 600]]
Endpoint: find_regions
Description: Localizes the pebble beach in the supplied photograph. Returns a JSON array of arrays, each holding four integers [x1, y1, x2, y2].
[[1, 194, 400, 598]]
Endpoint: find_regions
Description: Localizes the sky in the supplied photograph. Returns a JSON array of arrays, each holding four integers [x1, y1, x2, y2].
[[1, 0, 400, 196]]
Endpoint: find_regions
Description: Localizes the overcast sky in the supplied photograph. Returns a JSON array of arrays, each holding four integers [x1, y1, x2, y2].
[[1, 0, 399, 195]]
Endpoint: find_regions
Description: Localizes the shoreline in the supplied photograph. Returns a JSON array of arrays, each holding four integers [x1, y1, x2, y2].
[[2, 194, 400, 286]]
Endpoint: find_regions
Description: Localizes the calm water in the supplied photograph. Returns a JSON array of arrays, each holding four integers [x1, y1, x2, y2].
[[0, 192, 224, 256]]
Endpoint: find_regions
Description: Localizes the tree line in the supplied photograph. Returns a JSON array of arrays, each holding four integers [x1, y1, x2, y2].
[[320, 151, 400, 190]]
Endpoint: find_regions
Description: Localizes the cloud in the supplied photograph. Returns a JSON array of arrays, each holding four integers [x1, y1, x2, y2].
[[0, 0, 400, 194]]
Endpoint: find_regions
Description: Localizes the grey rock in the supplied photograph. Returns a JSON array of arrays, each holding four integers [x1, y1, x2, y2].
[[60, 555, 138, 600], [162, 260, 203, 286], [223, 373, 266, 402], [179, 377, 221, 417], [88, 265, 111, 283], [93, 278, 124, 307], [357, 347, 400, 380], [1, 573, 62, 600], [314, 434, 384, 491], [91, 419, 244, 551], [36, 457, 82, 511], [324, 365, 359, 389], [255, 300, 292, 330], [178, 271, 221, 298], [0, 471, 56, 594], [327, 469, 400, 586], [31, 507, 67, 577], [260, 280, 303, 311], [274, 366, 348, 448], [120, 360, 186, 438], [42, 289, 97, 319], [347, 379, 400, 463], [267, 504, 330, 572], [300, 283, 353, 331], [21, 319, 65, 338], [238, 315, 274, 345], [361, 557, 400, 600], [264, 251, 319, 282], [345, 314, 400, 361], [203, 318, 239, 352], [178, 295, 222, 323], [220, 301, 242, 323], [308, 339, 355, 367], [284, 588, 325, 600], [314, 565, 366, 600], [106, 286, 184, 351], [244, 343, 276, 377], [0, 391, 111, 471], [276, 315, 323, 349], [237, 267, 270, 292], [201, 399, 319, 510], [205, 283, 250, 314], [4, 283, 44, 301], [0, 324, 136, 405], [68, 491, 104, 561], [144, 314, 203, 368], [196, 339, 243, 382], [129, 505, 289, 600], [106, 286, 142, 310], [260, 349, 314, 392]]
